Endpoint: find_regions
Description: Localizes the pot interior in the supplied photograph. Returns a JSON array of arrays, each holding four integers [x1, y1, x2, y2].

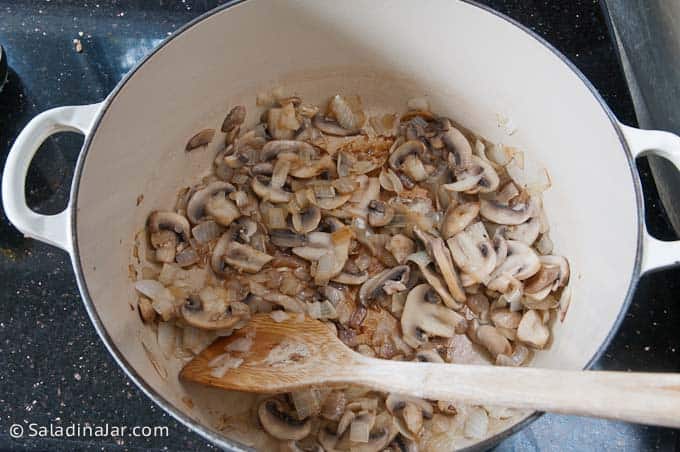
[[73, 0, 639, 449]]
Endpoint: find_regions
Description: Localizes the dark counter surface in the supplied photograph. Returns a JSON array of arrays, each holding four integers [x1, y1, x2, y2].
[[1, 1, 679, 450]]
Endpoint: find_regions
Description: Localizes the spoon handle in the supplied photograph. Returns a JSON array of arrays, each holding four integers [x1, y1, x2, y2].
[[341, 358, 680, 428]]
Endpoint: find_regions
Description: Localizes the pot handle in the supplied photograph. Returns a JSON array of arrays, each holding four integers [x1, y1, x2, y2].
[[620, 123, 680, 273], [1, 103, 102, 254]]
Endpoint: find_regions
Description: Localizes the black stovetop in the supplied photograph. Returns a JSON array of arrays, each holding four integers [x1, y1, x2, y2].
[[1, 1, 679, 450]]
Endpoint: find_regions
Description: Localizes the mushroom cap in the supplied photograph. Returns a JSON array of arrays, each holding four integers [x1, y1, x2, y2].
[[261, 140, 317, 161], [180, 289, 249, 330], [446, 222, 497, 284], [414, 349, 445, 363], [474, 324, 512, 357], [406, 251, 462, 311], [186, 181, 236, 224], [441, 202, 480, 239], [257, 399, 312, 441], [506, 216, 541, 245], [385, 234, 415, 264], [332, 271, 369, 285], [489, 239, 540, 283], [185, 128, 215, 151], [211, 233, 273, 274], [517, 309, 550, 349], [252, 175, 292, 203], [147, 211, 191, 241], [524, 255, 570, 296], [400, 284, 467, 348], [479, 197, 536, 225], [442, 126, 473, 169], [358, 265, 410, 306], [221, 105, 246, 133], [270, 229, 309, 248], [367, 200, 395, 227], [292, 205, 322, 234], [388, 140, 426, 172]]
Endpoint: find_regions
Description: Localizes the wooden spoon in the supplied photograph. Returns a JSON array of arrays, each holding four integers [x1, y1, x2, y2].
[[180, 314, 680, 428]]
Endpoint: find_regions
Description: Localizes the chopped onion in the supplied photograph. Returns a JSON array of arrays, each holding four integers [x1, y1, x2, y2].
[[349, 411, 375, 443], [157, 321, 176, 358], [191, 220, 223, 243], [270, 310, 289, 323], [536, 233, 554, 255], [226, 336, 253, 353], [135, 279, 176, 320], [321, 391, 347, 421], [291, 389, 322, 419], [175, 247, 199, 266], [463, 406, 489, 439], [182, 326, 214, 355], [208, 353, 243, 378]]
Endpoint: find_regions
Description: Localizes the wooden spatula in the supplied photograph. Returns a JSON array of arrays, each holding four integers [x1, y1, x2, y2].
[[180, 314, 680, 428]]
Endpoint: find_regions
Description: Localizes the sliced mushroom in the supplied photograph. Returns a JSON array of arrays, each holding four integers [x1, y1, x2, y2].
[[258, 399, 311, 441], [332, 271, 369, 285], [517, 309, 550, 349], [506, 216, 540, 245], [211, 234, 272, 274], [267, 103, 300, 140], [388, 140, 428, 181], [185, 128, 215, 151], [148, 211, 191, 241], [318, 426, 340, 451], [186, 181, 237, 224], [446, 222, 496, 284], [390, 434, 418, 452], [149, 229, 177, 263], [385, 234, 415, 264], [313, 115, 360, 136], [406, 251, 462, 310], [401, 284, 467, 348], [385, 394, 433, 439], [473, 324, 512, 357], [488, 240, 541, 290], [221, 105, 246, 133], [260, 140, 317, 161], [138, 297, 156, 324], [524, 255, 570, 300], [292, 205, 321, 233], [289, 154, 335, 179], [358, 265, 410, 306], [148, 211, 191, 263], [367, 200, 395, 227], [415, 228, 467, 305], [181, 287, 249, 330], [214, 148, 234, 181], [442, 125, 472, 169], [443, 155, 499, 194], [306, 184, 352, 210], [479, 197, 537, 225], [252, 175, 292, 203], [441, 202, 480, 239], [414, 349, 445, 363], [490, 309, 522, 329], [280, 439, 323, 452], [379, 168, 404, 194], [270, 229, 308, 248]]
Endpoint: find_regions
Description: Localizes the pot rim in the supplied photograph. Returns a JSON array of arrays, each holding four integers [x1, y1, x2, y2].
[[68, 1, 644, 450]]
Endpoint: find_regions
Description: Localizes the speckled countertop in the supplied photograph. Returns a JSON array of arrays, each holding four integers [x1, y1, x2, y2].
[[0, 1, 679, 451]]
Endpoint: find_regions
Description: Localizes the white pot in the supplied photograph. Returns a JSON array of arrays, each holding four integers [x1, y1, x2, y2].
[[4, 1, 680, 449]]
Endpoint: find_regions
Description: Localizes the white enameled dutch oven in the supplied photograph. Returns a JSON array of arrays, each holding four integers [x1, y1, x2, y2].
[[4, 0, 680, 450]]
